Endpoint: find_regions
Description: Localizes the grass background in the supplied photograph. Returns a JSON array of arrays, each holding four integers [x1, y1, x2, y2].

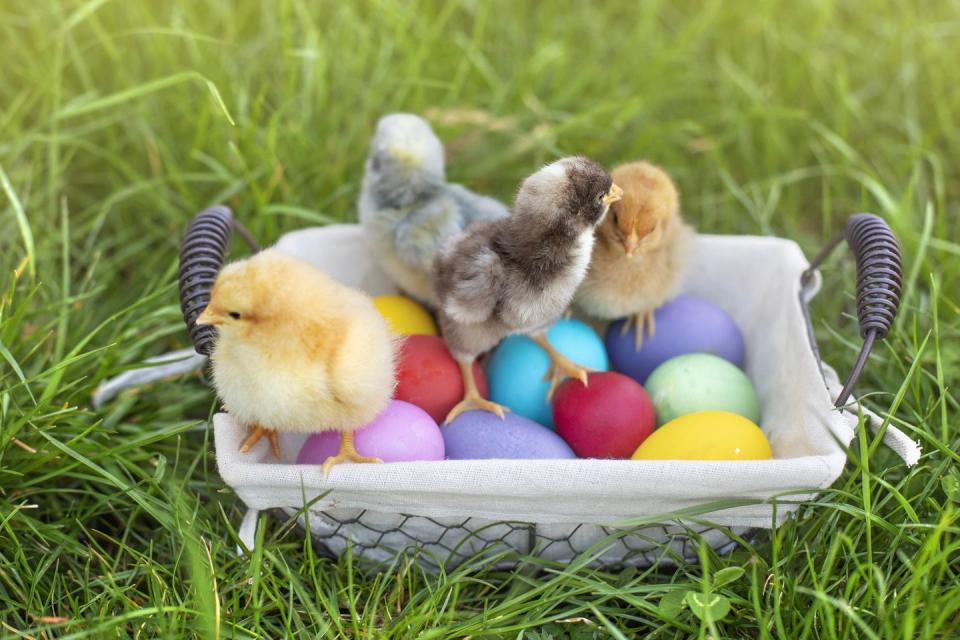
[[2, 0, 958, 637]]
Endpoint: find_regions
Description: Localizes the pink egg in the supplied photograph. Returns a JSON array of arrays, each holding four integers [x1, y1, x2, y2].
[[296, 400, 444, 464]]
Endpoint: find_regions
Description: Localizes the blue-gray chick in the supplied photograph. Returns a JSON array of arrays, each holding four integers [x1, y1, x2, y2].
[[358, 113, 509, 306]]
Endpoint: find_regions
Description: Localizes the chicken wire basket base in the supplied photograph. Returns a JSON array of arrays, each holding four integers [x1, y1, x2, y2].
[[246, 503, 746, 572], [210, 223, 918, 570]]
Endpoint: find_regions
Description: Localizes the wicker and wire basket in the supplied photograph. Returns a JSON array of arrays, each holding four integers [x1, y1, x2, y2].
[[178, 207, 917, 568]]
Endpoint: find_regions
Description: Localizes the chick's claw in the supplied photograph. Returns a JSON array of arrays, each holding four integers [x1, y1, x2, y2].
[[544, 357, 590, 401], [444, 394, 509, 425], [321, 433, 382, 478], [530, 334, 591, 401], [642, 310, 656, 339], [321, 452, 382, 478], [239, 425, 281, 461], [444, 360, 509, 424], [619, 311, 657, 350]]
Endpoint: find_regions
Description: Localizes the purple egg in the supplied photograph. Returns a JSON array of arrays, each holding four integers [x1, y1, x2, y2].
[[443, 410, 577, 460], [605, 295, 746, 384], [296, 400, 444, 464]]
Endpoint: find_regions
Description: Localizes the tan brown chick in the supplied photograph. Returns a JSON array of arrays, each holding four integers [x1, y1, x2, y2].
[[574, 161, 695, 347], [195, 250, 396, 476]]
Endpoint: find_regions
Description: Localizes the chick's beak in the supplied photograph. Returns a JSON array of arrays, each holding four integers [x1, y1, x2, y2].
[[603, 182, 624, 206], [623, 231, 641, 257], [195, 306, 223, 326]]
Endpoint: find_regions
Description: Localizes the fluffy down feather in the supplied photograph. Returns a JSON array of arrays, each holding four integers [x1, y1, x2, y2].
[[431, 157, 622, 422], [358, 113, 508, 306], [575, 161, 695, 321], [203, 250, 397, 434], [434, 157, 618, 361]]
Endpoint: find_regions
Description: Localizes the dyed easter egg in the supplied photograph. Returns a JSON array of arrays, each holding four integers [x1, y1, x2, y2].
[[644, 353, 760, 426], [552, 372, 655, 458], [394, 335, 489, 424], [486, 319, 609, 428], [296, 400, 444, 463], [605, 295, 745, 383], [631, 410, 772, 460], [373, 294, 438, 336], [443, 410, 576, 460]]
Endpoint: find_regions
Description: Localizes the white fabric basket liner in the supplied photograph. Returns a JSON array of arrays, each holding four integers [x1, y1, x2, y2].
[[208, 224, 917, 566]]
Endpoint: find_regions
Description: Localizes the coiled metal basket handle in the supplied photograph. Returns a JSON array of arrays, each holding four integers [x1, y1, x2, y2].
[[178, 205, 260, 356], [803, 213, 903, 408]]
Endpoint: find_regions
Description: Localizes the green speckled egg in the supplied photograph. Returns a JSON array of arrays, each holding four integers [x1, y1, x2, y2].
[[645, 353, 761, 426]]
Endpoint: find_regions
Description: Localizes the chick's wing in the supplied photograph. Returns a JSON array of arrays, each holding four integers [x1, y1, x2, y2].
[[393, 196, 462, 272], [446, 184, 509, 227], [435, 224, 503, 325]]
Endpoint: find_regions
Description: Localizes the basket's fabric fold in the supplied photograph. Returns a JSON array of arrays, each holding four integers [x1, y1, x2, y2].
[[237, 508, 260, 554], [215, 412, 838, 525], [91, 348, 207, 409], [823, 364, 921, 467]]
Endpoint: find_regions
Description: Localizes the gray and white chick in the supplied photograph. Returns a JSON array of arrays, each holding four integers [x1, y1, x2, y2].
[[358, 113, 509, 306], [434, 157, 623, 423]]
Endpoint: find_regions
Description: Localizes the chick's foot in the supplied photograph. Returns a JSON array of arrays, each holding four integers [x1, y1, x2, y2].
[[445, 393, 509, 424], [322, 432, 381, 478], [445, 361, 509, 424], [530, 334, 590, 400], [619, 310, 657, 350], [642, 310, 656, 342], [239, 424, 281, 460]]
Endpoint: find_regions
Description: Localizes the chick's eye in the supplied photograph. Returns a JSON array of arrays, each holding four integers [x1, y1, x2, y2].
[[228, 311, 241, 320], [596, 193, 605, 205]]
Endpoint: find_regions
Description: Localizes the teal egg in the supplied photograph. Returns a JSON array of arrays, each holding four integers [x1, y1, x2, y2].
[[644, 353, 761, 426], [486, 319, 609, 428]]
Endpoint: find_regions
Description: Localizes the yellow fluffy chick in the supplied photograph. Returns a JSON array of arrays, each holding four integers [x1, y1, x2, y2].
[[574, 161, 695, 347], [195, 250, 396, 476]]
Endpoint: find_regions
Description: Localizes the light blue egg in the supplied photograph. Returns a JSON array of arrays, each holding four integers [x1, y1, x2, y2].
[[486, 318, 609, 428]]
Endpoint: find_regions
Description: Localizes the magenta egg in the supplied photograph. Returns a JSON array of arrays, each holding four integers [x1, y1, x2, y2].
[[552, 372, 655, 459], [296, 400, 445, 464]]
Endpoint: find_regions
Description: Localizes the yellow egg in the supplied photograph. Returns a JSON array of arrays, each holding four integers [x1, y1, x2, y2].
[[373, 294, 438, 336], [631, 410, 772, 461]]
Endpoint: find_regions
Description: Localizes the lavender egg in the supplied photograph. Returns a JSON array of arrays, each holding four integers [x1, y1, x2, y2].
[[443, 411, 576, 460], [296, 400, 445, 463], [605, 295, 746, 384]]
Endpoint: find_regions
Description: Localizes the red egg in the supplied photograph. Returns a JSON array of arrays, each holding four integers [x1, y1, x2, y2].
[[553, 371, 656, 459], [394, 335, 489, 424]]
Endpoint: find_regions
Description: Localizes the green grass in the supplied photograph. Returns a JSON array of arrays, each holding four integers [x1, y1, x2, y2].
[[2, 0, 959, 637]]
